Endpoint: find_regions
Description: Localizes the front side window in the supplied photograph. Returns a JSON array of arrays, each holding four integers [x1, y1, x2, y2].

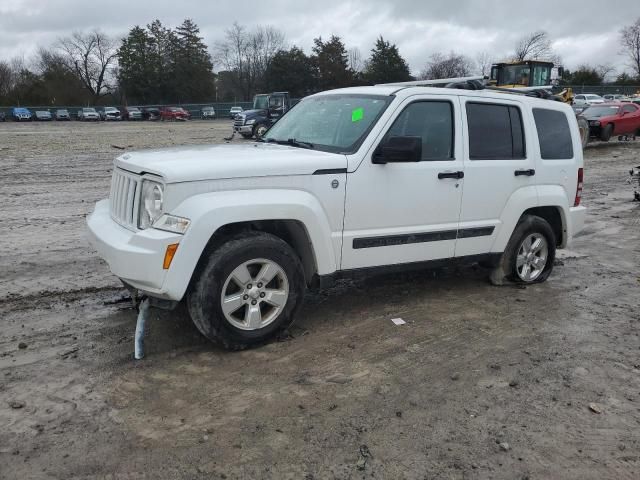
[[532, 108, 574, 160], [466, 102, 525, 160], [380, 101, 454, 161], [264, 94, 392, 154]]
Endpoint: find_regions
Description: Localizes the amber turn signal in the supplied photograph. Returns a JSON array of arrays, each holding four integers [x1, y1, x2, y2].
[[163, 243, 179, 269]]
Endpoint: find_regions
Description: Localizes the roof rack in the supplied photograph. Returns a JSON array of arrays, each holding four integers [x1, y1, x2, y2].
[[377, 76, 562, 101]]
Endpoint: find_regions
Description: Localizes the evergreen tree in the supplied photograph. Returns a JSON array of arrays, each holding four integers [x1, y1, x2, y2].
[[265, 47, 316, 97], [312, 36, 354, 90], [362, 37, 412, 84]]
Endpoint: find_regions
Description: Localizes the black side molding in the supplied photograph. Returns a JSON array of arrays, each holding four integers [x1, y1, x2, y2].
[[313, 168, 347, 175], [352, 226, 495, 249]]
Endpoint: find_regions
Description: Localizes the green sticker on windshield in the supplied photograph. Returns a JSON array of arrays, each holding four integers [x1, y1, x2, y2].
[[351, 107, 364, 122]]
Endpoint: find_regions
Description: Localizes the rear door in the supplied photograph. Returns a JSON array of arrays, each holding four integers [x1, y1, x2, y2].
[[455, 96, 536, 257]]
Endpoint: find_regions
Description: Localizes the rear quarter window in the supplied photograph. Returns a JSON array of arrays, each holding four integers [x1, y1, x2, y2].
[[532, 108, 574, 160]]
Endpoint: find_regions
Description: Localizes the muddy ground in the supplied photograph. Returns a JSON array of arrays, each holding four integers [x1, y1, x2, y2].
[[1, 120, 639, 480]]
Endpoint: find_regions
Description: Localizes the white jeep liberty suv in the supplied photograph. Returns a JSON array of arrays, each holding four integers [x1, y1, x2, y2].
[[87, 84, 586, 349]]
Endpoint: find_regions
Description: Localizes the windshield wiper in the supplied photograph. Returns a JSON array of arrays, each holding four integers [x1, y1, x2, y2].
[[264, 138, 314, 149]]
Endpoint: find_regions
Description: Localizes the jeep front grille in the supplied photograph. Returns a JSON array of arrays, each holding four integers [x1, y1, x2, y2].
[[109, 168, 139, 230], [234, 114, 245, 127]]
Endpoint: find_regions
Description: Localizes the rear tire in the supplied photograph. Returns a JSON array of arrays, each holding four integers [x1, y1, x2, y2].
[[187, 232, 305, 350], [600, 123, 613, 142], [491, 215, 556, 285]]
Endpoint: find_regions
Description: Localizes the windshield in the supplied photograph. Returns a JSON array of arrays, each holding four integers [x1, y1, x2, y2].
[[264, 94, 392, 154], [254, 95, 269, 110], [105, 107, 117, 111], [502, 64, 531, 85], [203, 107, 213, 111], [83, 108, 96, 113], [585, 95, 603, 100], [583, 105, 620, 117]]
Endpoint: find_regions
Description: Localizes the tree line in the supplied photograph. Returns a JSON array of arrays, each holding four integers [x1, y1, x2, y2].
[[1, 17, 640, 107]]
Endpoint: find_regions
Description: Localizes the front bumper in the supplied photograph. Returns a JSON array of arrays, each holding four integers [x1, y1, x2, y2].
[[234, 124, 253, 134], [86, 199, 184, 300]]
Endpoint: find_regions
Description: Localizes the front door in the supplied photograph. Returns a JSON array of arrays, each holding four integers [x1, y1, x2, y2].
[[341, 95, 464, 270]]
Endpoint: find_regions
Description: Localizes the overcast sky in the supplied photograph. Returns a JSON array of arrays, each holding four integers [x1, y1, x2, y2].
[[1, 0, 639, 76]]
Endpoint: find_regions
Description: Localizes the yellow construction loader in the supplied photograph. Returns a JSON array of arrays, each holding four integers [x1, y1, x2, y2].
[[489, 60, 588, 146]]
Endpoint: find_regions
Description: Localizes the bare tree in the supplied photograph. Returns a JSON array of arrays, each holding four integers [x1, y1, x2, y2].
[[57, 30, 118, 103], [419, 52, 472, 80], [214, 22, 286, 100], [475, 51, 493, 77], [0, 60, 13, 99], [348, 47, 364, 73], [620, 18, 640, 78], [596, 64, 615, 82], [513, 31, 553, 61]]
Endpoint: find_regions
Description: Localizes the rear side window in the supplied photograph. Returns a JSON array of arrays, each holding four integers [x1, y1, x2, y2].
[[623, 104, 638, 114], [532, 108, 574, 160], [466, 103, 525, 159]]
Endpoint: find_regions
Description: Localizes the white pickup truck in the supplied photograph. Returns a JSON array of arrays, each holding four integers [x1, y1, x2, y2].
[[88, 84, 586, 349]]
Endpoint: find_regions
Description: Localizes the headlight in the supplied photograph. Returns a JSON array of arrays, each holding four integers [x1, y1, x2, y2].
[[138, 180, 164, 229], [153, 214, 190, 234], [590, 120, 600, 126], [246, 119, 255, 125]]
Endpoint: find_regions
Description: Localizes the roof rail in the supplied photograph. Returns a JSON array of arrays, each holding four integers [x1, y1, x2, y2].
[[376, 76, 485, 87], [378, 75, 563, 101]]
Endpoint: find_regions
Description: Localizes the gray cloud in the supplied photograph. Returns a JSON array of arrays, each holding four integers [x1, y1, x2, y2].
[[0, 0, 638, 76]]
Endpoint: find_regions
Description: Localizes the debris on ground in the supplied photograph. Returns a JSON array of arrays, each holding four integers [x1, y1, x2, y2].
[[499, 442, 510, 451], [18, 342, 27, 350], [356, 445, 371, 470], [391, 317, 406, 325], [8, 400, 25, 409], [589, 403, 603, 414]]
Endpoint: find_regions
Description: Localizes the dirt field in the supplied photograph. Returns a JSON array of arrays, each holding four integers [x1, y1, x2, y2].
[[1, 120, 639, 480]]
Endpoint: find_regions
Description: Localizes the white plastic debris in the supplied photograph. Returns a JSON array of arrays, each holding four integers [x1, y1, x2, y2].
[[391, 318, 406, 325]]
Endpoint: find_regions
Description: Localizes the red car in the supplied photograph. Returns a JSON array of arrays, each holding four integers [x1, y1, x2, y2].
[[582, 102, 640, 141], [160, 107, 191, 121]]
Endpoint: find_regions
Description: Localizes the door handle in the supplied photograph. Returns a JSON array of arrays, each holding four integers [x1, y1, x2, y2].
[[514, 169, 535, 176], [438, 171, 464, 179]]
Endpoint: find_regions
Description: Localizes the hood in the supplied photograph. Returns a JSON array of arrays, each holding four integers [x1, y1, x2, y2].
[[115, 143, 347, 183], [240, 109, 266, 118]]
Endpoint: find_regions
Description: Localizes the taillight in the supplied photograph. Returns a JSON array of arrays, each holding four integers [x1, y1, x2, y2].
[[574, 167, 584, 206]]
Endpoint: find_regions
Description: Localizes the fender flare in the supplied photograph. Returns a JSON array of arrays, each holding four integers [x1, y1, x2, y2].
[[163, 189, 338, 300], [491, 185, 569, 252]]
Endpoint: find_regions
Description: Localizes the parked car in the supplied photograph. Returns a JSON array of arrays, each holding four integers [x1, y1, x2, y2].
[[581, 102, 640, 141], [97, 106, 121, 121], [573, 94, 605, 108], [88, 84, 586, 350], [603, 94, 626, 102], [54, 109, 71, 121], [78, 107, 100, 121], [142, 107, 161, 121], [0, 111, 5, 122], [34, 110, 52, 121], [201, 106, 216, 119], [12, 107, 32, 121], [160, 106, 190, 121], [229, 106, 243, 119], [122, 106, 143, 121]]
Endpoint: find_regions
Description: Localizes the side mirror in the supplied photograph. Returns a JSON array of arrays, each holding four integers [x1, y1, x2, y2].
[[373, 136, 422, 164]]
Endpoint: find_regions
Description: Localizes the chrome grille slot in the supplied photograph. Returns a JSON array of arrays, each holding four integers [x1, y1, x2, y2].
[[109, 168, 139, 230], [234, 114, 245, 127]]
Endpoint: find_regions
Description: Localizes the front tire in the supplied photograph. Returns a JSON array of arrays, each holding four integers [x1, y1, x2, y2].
[[187, 232, 305, 350], [577, 117, 589, 148], [491, 215, 556, 285], [600, 123, 613, 142], [253, 124, 268, 139]]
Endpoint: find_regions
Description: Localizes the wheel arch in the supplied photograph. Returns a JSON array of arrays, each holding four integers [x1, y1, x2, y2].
[[164, 189, 339, 300], [521, 206, 565, 247]]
